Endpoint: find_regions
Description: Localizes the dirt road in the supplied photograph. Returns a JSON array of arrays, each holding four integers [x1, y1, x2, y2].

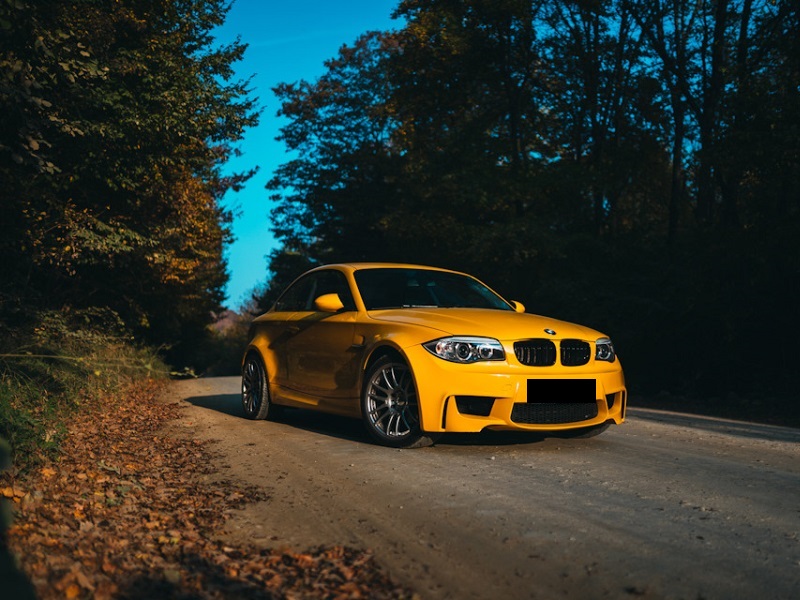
[[170, 376, 800, 599]]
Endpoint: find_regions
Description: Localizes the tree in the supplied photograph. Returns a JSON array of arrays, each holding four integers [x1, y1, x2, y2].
[[717, 1, 800, 225], [541, 0, 671, 237], [634, 0, 799, 231], [268, 31, 400, 265], [389, 0, 556, 268], [1, 0, 258, 365]]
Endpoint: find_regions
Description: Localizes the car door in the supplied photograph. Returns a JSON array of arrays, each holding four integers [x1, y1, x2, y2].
[[281, 270, 361, 407], [265, 274, 317, 386]]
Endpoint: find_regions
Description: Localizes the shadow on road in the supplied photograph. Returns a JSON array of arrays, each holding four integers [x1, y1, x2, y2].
[[181, 393, 565, 448], [270, 411, 564, 448], [628, 407, 800, 444], [183, 392, 373, 444], [275, 409, 373, 444], [184, 393, 243, 418]]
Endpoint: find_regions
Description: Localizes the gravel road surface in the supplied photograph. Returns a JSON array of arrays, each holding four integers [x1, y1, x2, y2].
[[170, 376, 800, 600]]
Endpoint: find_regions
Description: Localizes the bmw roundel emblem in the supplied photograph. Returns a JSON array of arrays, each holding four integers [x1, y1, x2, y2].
[[544, 328, 556, 336]]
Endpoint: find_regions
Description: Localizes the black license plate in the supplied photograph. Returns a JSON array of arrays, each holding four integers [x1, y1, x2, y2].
[[527, 379, 595, 403]]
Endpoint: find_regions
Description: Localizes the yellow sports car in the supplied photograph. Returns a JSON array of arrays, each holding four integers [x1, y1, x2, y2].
[[242, 263, 626, 447]]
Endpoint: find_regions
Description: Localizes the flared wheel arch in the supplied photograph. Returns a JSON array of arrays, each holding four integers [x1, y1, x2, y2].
[[360, 347, 442, 448], [241, 350, 281, 421]]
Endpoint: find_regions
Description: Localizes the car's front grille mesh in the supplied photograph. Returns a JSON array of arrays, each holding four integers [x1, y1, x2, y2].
[[514, 339, 556, 366], [514, 339, 591, 366], [560, 339, 591, 366], [511, 402, 598, 424]]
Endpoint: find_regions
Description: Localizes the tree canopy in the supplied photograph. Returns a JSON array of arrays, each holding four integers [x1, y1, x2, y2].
[[268, 0, 798, 259], [1, 0, 258, 365]]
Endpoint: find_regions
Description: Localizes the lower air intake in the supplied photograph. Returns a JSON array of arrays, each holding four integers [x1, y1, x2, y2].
[[511, 402, 598, 424], [455, 396, 495, 417]]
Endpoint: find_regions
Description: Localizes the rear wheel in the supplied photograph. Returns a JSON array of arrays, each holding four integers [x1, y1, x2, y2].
[[241, 354, 277, 420], [361, 356, 441, 448]]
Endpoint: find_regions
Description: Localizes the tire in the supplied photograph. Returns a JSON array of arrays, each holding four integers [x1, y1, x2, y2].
[[241, 353, 277, 420], [361, 356, 441, 448]]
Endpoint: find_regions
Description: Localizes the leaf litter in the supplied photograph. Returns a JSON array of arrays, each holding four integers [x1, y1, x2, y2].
[[4, 380, 416, 599]]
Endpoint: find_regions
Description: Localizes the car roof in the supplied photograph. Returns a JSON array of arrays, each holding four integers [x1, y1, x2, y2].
[[314, 262, 464, 275]]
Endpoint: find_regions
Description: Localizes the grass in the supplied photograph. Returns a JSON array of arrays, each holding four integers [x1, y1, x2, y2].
[[0, 308, 168, 474]]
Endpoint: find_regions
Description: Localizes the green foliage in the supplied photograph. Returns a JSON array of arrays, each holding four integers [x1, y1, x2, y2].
[[0, 2, 257, 489], [0, 309, 167, 473], [0, 0, 259, 368]]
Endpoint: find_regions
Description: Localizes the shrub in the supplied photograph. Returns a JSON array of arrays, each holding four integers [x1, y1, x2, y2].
[[0, 308, 167, 473]]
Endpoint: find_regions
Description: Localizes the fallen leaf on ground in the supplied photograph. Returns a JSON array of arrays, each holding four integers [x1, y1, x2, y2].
[[5, 380, 415, 599]]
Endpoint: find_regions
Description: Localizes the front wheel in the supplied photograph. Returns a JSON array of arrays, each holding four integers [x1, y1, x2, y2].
[[241, 353, 278, 420], [361, 356, 441, 448]]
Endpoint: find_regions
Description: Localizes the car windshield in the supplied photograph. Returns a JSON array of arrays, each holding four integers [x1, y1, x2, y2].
[[354, 268, 513, 311]]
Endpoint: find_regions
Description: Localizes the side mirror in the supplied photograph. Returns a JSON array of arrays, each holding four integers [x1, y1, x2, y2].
[[511, 301, 525, 313], [314, 293, 344, 313]]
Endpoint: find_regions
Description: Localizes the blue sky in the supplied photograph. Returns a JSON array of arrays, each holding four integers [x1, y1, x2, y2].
[[214, 0, 402, 309]]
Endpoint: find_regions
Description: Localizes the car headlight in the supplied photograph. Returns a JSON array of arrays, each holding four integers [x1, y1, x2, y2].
[[595, 337, 616, 362], [423, 336, 505, 363]]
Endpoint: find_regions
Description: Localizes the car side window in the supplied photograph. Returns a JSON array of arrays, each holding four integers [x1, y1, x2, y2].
[[273, 275, 316, 312], [273, 270, 356, 312]]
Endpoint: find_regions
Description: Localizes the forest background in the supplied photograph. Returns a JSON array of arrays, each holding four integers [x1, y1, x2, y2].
[[1, 0, 799, 469]]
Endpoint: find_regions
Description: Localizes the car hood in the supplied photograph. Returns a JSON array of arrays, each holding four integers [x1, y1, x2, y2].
[[367, 308, 605, 341]]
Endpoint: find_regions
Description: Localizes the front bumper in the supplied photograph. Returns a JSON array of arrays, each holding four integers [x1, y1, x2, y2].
[[404, 344, 627, 433]]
